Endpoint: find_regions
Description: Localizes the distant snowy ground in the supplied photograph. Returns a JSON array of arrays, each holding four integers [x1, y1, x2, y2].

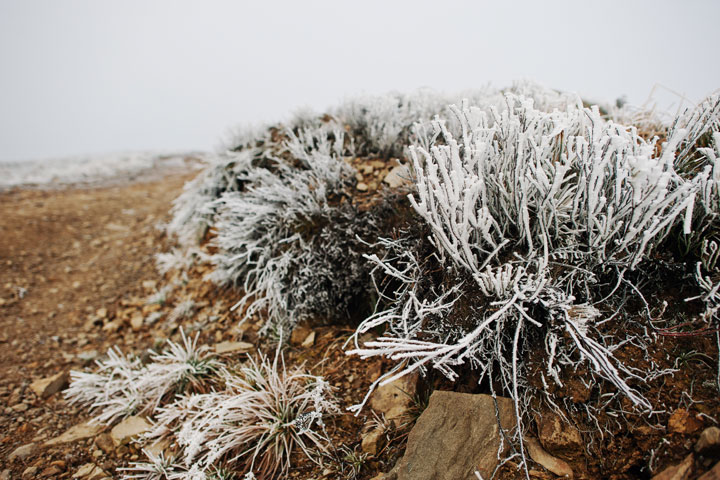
[[0, 151, 206, 190]]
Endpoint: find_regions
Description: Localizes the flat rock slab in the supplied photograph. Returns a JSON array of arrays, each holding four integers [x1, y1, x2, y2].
[[110, 416, 151, 446], [392, 391, 515, 480], [215, 341, 254, 354], [8, 443, 36, 462], [30, 371, 69, 398], [73, 463, 109, 480], [698, 461, 720, 480], [44, 421, 105, 446], [652, 453, 694, 480]]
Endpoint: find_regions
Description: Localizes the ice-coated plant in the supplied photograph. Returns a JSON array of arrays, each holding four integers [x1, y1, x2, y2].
[[66, 330, 221, 423], [122, 451, 176, 480], [122, 454, 241, 480], [66, 346, 144, 424], [208, 146, 374, 335], [346, 94, 720, 475], [169, 299, 196, 324], [160, 83, 590, 339], [143, 349, 337, 479], [167, 149, 257, 247]]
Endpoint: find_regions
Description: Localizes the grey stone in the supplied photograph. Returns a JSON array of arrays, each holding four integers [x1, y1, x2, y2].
[[22, 466, 38, 479], [392, 391, 515, 480], [361, 428, 385, 456], [110, 415, 151, 446], [383, 165, 412, 189], [537, 411, 583, 458], [30, 371, 69, 398], [370, 373, 418, 421], [8, 442, 37, 461], [44, 421, 105, 446], [73, 463, 108, 480], [214, 340, 253, 354]]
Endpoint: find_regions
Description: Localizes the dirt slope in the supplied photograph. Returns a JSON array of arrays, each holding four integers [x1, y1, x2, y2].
[[0, 172, 194, 477]]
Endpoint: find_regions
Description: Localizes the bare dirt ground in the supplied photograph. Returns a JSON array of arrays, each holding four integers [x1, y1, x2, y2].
[[0, 172, 196, 478], [0, 171, 388, 480], [1, 167, 719, 480]]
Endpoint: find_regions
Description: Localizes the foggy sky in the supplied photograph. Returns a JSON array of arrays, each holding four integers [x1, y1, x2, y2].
[[1, 0, 718, 162]]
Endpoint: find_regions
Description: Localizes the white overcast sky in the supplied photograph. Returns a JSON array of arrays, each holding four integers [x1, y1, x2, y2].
[[1, 0, 718, 162]]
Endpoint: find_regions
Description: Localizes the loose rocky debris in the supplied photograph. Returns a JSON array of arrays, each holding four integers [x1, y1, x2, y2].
[[2, 151, 720, 479], [698, 462, 720, 480], [652, 454, 695, 480], [651, 428, 720, 480]]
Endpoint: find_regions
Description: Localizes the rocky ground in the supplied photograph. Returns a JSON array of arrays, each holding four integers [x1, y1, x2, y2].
[[1, 166, 720, 480]]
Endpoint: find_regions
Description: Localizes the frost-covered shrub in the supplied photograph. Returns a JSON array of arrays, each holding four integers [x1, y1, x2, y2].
[[141, 350, 337, 479], [208, 148, 376, 335], [66, 330, 220, 423], [163, 83, 589, 339], [348, 93, 714, 429], [166, 119, 379, 335], [69, 338, 337, 479], [167, 150, 257, 246], [331, 82, 578, 160]]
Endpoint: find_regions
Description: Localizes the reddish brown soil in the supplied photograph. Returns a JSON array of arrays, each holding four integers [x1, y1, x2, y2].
[[0, 173, 195, 477], [1, 170, 718, 480]]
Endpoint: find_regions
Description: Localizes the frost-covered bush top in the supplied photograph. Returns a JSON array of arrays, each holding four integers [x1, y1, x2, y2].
[[164, 82, 606, 338], [349, 92, 720, 430], [74, 82, 720, 478]]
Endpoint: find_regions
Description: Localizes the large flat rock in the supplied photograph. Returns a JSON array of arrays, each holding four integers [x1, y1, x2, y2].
[[393, 391, 516, 480]]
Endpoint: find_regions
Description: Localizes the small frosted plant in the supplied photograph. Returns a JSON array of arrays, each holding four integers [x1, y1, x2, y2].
[[66, 329, 220, 423], [121, 451, 176, 480], [169, 299, 196, 323], [144, 348, 337, 479], [147, 284, 174, 306], [66, 347, 144, 424]]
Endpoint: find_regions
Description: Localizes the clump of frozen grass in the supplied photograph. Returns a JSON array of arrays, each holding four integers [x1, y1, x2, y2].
[[122, 453, 240, 480], [147, 284, 175, 306], [332, 81, 580, 160], [156, 248, 206, 275], [66, 347, 144, 424], [144, 349, 337, 479], [169, 300, 196, 324], [121, 451, 176, 480], [347, 94, 718, 474], [167, 149, 256, 247], [66, 330, 220, 423]]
